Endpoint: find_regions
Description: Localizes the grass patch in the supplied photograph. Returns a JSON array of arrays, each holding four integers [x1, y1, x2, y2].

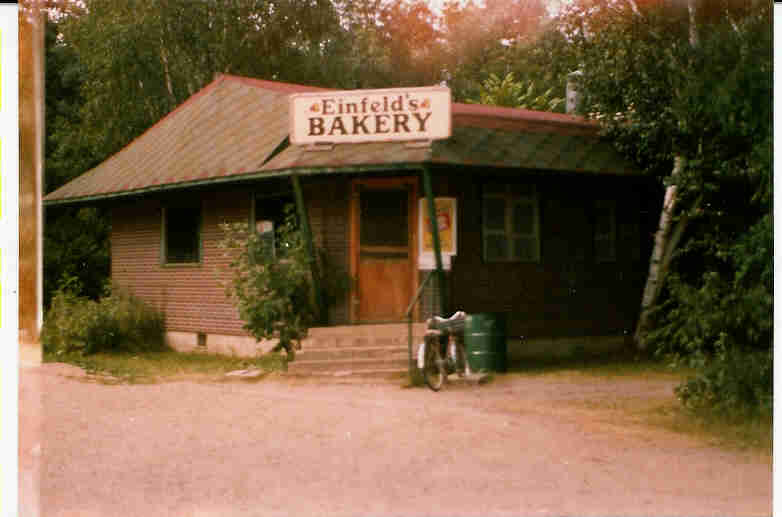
[[649, 403, 772, 454], [508, 349, 770, 453], [507, 348, 687, 379], [44, 348, 287, 383], [572, 396, 771, 454]]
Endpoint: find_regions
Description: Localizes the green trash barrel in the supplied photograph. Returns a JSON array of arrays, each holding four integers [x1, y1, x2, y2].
[[465, 313, 507, 373]]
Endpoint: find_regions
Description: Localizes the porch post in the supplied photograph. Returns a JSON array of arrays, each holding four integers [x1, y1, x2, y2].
[[291, 174, 327, 325], [421, 165, 446, 315]]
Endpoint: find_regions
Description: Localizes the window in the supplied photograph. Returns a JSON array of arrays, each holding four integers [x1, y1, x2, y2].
[[254, 193, 295, 259], [482, 182, 540, 262], [162, 202, 201, 264], [594, 199, 616, 262]]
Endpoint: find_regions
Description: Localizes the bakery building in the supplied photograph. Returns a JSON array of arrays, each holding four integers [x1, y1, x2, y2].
[[44, 74, 660, 366]]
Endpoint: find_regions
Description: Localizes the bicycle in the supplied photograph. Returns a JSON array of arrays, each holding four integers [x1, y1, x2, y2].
[[417, 311, 471, 391]]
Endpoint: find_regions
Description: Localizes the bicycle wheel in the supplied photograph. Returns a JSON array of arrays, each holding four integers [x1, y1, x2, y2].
[[423, 342, 445, 391]]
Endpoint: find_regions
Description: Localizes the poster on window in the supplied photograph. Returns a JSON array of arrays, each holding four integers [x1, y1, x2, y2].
[[418, 197, 457, 270]]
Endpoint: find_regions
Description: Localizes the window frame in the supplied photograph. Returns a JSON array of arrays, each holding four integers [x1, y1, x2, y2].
[[482, 182, 541, 263], [593, 199, 617, 263], [161, 201, 203, 266], [253, 191, 297, 260]]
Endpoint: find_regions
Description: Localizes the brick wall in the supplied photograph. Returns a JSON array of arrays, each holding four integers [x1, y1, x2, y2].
[[111, 189, 251, 336], [111, 180, 353, 336], [303, 176, 351, 325]]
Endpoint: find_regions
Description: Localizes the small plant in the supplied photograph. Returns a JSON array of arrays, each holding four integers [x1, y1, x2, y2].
[[42, 281, 167, 356]]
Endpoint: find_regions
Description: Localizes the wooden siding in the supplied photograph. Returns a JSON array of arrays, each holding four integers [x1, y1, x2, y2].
[[435, 168, 660, 339]]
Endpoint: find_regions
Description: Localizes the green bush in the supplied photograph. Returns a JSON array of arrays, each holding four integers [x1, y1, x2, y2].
[[218, 206, 311, 358], [42, 285, 167, 356], [218, 205, 351, 359], [648, 218, 772, 416], [675, 349, 772, 416]]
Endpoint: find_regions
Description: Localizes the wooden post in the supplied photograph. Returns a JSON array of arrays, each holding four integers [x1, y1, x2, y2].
[[19, 5, 44, 352], [291, 174, 326, 325], [421, 165, 446, 315]]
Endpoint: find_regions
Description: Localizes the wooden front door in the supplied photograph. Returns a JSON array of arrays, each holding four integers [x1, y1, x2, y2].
[[351, 177, 418, 322]]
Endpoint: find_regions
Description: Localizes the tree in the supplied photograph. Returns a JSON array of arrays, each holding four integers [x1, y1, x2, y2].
[[332, 0, 444, 89], [437, 0, 565, 105], [558, 0, 771, 412], [58, 0, 350, 163], [44, 0, 355, 303], [44, 16, 111, 306], [468, 72, 563, 111]]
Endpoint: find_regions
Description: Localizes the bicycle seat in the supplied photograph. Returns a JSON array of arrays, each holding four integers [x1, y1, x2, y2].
[[427, 311, 466, 332]]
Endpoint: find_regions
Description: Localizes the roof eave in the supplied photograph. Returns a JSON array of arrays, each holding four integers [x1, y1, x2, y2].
[[43, 162, 429, 207]]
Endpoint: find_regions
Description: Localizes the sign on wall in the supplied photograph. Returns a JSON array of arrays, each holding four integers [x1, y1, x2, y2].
[[290, 86, 451, 145], [419, 197, 457, 270]]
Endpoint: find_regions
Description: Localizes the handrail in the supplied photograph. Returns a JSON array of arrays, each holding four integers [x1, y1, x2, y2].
[[405, 270, 435, 319], [406, 270, 436, 381]]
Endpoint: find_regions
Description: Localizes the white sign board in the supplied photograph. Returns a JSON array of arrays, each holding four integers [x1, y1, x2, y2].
[[289, 86, 451, 145]]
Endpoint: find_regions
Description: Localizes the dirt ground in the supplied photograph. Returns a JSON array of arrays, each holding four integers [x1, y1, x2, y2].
[[20, 360, 771, 517]]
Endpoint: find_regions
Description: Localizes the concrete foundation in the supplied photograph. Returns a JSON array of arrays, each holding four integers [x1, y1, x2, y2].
[[508, 335, 629, 361], [166, 331, 278, 357], [166, 327, 629, 361]]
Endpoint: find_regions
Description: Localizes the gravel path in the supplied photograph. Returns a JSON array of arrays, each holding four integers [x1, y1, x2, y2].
[[21, 362, 771, 517]]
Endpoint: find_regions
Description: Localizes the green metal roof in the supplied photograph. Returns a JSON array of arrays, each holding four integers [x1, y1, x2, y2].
[[430, 127, 634, 174], [44, 75, 640, 206]]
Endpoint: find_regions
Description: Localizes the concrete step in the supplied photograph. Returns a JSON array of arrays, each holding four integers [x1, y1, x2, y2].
[[300, 346, 412, 362], [308, 323, 427, 339], [289, 323, 426, 377], [286, 367, 410, 379], [300, 335, 424, 349], [287, 357, 411, 375]]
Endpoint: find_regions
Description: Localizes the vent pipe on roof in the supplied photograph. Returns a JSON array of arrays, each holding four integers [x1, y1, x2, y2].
[[566, 70, 583, 115]]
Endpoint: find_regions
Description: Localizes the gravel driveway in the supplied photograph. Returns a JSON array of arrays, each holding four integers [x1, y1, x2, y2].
[[21, 361, 771, 517]]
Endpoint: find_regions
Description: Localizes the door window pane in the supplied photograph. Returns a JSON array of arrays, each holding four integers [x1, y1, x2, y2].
[[360, 188, 408, 247]]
